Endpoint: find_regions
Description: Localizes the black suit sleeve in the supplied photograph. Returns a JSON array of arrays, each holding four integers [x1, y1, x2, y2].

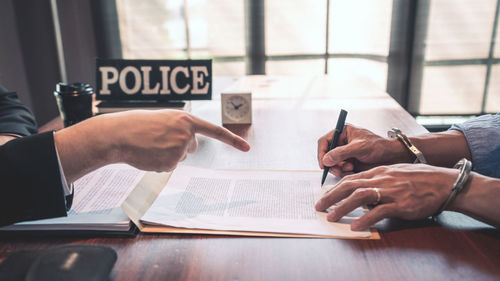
[[0, 132, 67, 226], [0, 86, 37, 136], [0, 86, 67, 226]]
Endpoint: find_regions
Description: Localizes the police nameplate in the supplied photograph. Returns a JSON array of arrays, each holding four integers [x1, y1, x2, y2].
[[96, 59, 212, 101]]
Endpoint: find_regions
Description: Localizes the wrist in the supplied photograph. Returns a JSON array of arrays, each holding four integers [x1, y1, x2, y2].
[[0, 135, 17, 145], [86, 114, 122, 165], [387, 138, 414, 163], [448, 171, 492, 214], [54, 115, 119, 182], [387, 128, 427, 164], [434, 158, 472, 218], [447, 172, 500, 226], [447, 173, 474, 212]]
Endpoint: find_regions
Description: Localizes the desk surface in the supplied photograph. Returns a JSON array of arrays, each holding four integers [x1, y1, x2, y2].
[[4, 76, 500, 281]]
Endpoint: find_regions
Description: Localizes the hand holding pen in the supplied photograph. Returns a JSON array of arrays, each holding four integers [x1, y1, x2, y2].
[[321, 109, 348, 186]]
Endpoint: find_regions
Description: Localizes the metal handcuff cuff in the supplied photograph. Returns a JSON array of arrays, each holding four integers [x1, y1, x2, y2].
[[387, 128, 428, 164], [432, 158, 472, 219], [387, 128, 472, 218]]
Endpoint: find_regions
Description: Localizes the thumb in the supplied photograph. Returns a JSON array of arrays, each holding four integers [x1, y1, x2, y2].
[[322, 142, 359, 167]]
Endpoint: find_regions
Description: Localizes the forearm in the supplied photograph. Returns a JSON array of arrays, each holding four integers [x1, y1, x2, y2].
[[54, 114, 120, 183], [408, 130, 471, 167], [449, 172, 500, 227]]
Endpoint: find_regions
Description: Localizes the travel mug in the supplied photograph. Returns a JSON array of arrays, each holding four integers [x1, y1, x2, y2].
[[54, 82, 94, 127]]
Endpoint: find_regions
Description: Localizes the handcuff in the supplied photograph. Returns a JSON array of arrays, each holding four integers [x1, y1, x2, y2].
[[432, 158, 472, 219], [387, 128, 428, 164]]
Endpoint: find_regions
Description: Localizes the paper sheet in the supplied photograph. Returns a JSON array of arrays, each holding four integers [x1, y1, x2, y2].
[[140, 165, 371, 238], [1, 164, 145, 231], [70, 164, 145, 215]]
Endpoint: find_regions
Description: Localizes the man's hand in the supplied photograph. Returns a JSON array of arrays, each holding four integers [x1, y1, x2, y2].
[[315, 163, 460, 231], [55, 110, 250, 183], [0, 135, 16, 146], [317, 124, 410, 177]]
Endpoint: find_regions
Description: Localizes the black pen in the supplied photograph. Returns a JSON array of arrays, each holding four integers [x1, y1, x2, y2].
[[321, 109, 348, 186]]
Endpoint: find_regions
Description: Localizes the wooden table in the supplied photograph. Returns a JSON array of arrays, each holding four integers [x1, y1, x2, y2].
[[3, 75, 500, 280]]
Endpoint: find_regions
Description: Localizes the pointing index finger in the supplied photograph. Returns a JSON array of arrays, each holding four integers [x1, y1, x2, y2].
[[191, 115, 250, 151]]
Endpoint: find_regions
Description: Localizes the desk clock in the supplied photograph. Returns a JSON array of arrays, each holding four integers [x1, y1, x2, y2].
[[221, 92, 252, 124]]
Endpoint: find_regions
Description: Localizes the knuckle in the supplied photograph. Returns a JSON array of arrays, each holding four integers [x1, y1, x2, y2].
[[373, 165, 389, 174], [404, 180, 416, 191], [343, 173, 357, 182], [176, 112, 194, 125], [352, 188, 365, 197], [352, 188, 371, 203], [215, 126, 227, 138], [356, 139, 367, 149], [180, 130, 194, 142], [350, 138, 363, 148], [376, 204, 394, 216], [377, 176, 394, 183], [342, 181, 361, 194]]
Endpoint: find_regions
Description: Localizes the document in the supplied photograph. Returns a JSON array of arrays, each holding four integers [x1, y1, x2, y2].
[[139, 165, 374, 238], [1, 164, 145, 232]]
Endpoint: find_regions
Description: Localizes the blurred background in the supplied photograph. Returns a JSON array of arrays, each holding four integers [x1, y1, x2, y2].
[[1, 0, 499, 130]]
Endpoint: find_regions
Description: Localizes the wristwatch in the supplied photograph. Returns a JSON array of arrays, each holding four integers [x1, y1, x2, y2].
[[387, 128, 428, 164]]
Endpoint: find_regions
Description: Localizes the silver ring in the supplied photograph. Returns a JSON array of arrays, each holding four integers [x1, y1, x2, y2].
[[372, 187, 381, 205]]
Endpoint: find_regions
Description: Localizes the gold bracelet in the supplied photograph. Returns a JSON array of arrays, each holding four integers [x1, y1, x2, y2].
[[387, 128, 427, 164]]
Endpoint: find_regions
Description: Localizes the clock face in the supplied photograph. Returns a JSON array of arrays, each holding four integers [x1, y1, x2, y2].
[[223, 95, 250, 121]]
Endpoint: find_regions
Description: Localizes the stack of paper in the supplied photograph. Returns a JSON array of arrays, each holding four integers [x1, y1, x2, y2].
[[123, 165, 378, 239]]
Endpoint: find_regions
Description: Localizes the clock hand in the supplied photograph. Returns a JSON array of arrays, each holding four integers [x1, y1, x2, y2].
[[235, 104, 244, 109], [230, 101, 238, 109]]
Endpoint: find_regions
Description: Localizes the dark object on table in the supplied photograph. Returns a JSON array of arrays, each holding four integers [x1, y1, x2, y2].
[[0, 245, 117, 281], [54, 82, 94, 127]]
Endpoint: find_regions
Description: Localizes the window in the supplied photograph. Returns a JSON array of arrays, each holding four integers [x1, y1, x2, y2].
[[415, 0, 500, 114], [116, 0, 246, 75], [115, 0, 500, 115], [116, 0, 391, 91]]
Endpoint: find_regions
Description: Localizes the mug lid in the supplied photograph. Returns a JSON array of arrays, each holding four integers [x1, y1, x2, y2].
[[56, 82, 93, 94]]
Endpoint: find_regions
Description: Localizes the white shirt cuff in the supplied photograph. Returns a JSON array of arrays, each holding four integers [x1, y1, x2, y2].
[[0, 133, 23, 138], [53, 134, 73, 196]]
